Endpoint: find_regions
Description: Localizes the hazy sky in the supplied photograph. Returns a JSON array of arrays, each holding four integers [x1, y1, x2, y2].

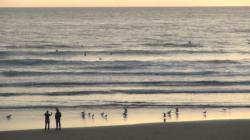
[[1, 0, 250, 7]]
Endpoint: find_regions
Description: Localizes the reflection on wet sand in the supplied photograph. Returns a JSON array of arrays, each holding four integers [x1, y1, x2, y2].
[[0, 107, 250, 131]]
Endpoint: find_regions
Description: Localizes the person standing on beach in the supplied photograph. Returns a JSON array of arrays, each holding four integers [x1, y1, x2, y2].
[[55, 108, 62, 131], [44, 110, 53, 131]]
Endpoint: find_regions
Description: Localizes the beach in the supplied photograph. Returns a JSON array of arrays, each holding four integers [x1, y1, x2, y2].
[[1, 7, 250, 140], [1, 119, 250, 140]]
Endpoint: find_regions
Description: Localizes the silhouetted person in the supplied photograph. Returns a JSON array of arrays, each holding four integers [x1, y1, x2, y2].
[[44, 110, 52, 131], [55, 108, 62, 131]]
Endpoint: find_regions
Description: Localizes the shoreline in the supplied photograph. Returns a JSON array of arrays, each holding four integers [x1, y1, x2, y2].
[[1, 107, 250, 131], [1, 119, 250, 140]]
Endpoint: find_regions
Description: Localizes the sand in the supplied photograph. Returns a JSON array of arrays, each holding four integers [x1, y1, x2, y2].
[[0, 119, 249, 140]]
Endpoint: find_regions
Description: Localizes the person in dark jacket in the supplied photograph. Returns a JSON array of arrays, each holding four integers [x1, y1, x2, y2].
[[44, 110, 52, 131], [55, 108, 62, 130]]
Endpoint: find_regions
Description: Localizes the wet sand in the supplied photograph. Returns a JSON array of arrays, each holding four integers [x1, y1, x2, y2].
[[0, 119, 250, 140], [1, 107, 250, 131]]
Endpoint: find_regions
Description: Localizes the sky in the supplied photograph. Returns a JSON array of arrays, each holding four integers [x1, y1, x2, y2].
[[1, 0, 250, 7]]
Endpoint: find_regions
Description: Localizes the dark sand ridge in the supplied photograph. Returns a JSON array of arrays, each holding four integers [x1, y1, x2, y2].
[[0, 119, 249, 140]]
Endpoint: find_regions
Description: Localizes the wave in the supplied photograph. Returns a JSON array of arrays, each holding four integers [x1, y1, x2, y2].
[[1, 80, 250, 87], [0, 59, 93, 66], [0, 50, 84, 56], [0, 49, 245, 56], [0, 102, 250, 109], [142, 42, 203, 48], [2, 89, 250, 97], [0, 44, 81, 49], [0, 59, 242, 66], [1, 71, 224, 77], [233, 29, 250, 33]]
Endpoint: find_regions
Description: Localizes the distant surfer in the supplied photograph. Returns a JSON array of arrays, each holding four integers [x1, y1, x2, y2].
[[188, 41, 192, 46]]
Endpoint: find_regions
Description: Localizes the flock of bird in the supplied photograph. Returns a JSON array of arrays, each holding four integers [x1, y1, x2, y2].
[[163, 108, 180, 120], [162, 108, 230, 122], [80, 108, 128, 120], [4, 108, 230, 121], [81, 111, 109, 120]]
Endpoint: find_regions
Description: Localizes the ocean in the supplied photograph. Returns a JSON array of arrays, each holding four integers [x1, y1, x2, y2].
[[1, 7, 250, 109]]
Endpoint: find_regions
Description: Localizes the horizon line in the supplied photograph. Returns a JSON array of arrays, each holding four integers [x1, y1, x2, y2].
[[0, 6, 250, 8]]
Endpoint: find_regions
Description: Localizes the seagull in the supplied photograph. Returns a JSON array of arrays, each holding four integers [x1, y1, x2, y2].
[[175, 108, 179, 113], [188, 41, 192, 46], [203, 111, 207, 115], [167, 111, 172, 118], [167, 110, 172, 115], [6, 114, 12, 120], [81, 112, 85, 118], [100, 112, 105, 117], [163, 113, 166, 117]]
